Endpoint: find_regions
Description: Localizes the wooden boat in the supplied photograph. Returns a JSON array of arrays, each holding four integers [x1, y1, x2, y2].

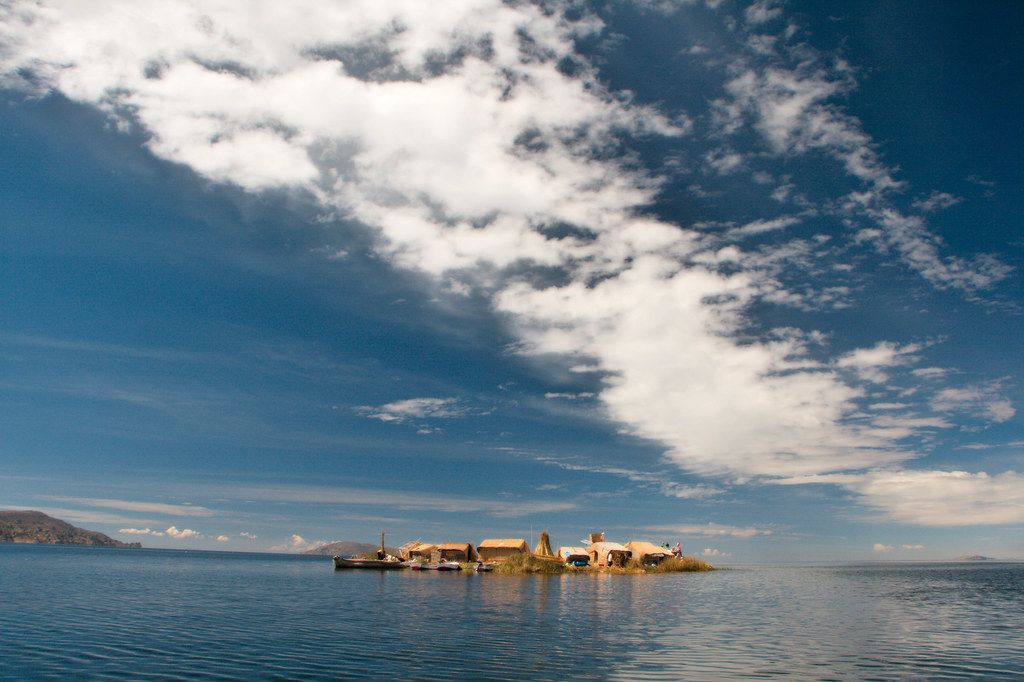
[[333, 555, 407, 570], [409, 561, 462, 571], [474, 563, 494, 573]]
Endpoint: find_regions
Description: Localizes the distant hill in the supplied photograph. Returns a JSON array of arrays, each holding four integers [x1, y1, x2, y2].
[[0, 510, 141, 548], [955, 554, 995, 561], [302, 541, 400, 557]]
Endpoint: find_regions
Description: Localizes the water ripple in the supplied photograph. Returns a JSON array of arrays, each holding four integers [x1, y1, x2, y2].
[[1, 547, 1022, 679]]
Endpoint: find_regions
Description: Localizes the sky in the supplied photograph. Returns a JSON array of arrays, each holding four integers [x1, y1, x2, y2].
[[1, 0, 1021, 561]]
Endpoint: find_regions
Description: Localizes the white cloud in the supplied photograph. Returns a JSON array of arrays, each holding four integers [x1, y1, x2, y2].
[[722, 65, 898, 189], [744, 0, 783, 25], [647, 523, 772, 539], [271, 533, 328, 552], [1, 0, 1015, 523], [357, 397, 467, 422], [701, 547, 731, 557], [239, 531, 258, 540], [959, 440, 1024, 451], [164, 526, 201, 539], [726, 215, 801, 238], [836, 341, 920, 383], [870, 209, 1011, 293], [215, 534, 229, 542], [536, 456, 722, 499], [902, 544, 925, 550], [659, 483, 723, 499], [930, 384, 1015, 423], [873, 543, 892, 553], [705, 149, 744, 174], [501, 267, 915, 478], [781, 470, 1024, 526], [716, 37, 1008, 294], [43, 496, 213, 516], [913, 367, 949, 379], [119, 527, 164, 536], [912, 191, 962, 212], [543, 392, 595, 400], [188, 482, 574, 519]]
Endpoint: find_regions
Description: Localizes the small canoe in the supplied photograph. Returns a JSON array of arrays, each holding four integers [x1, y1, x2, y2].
[[474, 564, 494, 573], [333, 556, 407, 570]]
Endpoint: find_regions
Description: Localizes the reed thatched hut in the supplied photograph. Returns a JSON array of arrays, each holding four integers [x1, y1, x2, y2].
[[625, 541, 674, 565], [476, 538, 529, 562], [558, 546, 590, 566], [406, 542, 436, 560], [436, 542, 475, 562], [587, 541, 632, 567]]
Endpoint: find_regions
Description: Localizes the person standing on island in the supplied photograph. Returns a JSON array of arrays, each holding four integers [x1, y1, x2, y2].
[[672, 542, 681, 558]]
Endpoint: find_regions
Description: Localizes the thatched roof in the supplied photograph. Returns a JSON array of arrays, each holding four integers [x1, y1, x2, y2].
[[407, 542, 436, 553], [558, 546, 589, 559], [478, 538, 528, 549], [625, 541, 673, 557], [588, 541, 630, 554], [436, 542, 472, 551]]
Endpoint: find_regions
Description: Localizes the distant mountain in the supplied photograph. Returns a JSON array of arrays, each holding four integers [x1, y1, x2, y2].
[[302, 541, 399, 557], [955, 554, 995, 561], [0, 510, 141, 548]]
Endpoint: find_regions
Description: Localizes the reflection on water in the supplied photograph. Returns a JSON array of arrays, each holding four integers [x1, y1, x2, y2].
[[1, 545, 1022, 679]]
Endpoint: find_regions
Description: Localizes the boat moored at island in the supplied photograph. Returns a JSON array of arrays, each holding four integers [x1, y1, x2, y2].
[[409, 560, 462, 571], [333, 555, 407, 570]]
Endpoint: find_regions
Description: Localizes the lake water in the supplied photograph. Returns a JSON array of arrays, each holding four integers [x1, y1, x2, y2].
[[1, 545, 1022, 680]]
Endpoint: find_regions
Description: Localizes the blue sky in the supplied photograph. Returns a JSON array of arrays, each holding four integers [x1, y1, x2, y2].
[[1, 0, 1021, 560]]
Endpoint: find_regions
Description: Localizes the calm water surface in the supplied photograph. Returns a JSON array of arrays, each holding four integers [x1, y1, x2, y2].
[[1, 545, 1021, 679]]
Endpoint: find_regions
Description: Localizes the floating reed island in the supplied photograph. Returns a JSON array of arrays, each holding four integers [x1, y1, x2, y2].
[[334, 531, 715, 574]]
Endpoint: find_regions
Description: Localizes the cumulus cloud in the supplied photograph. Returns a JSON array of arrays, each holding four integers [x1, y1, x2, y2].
[[119, 527, 163, 536], [873, 543, 892, 553], [270, 533, 329, 552], [164, 526, 201, 539], [902, 544, 925, 550], [215, 535, 229, 542], [239, 531, 258, 540], [702, 547, 731, 557]]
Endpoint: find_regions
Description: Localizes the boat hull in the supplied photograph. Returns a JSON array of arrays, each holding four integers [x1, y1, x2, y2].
[[409, 562, 462, 571], [333, 556, 407, 570]]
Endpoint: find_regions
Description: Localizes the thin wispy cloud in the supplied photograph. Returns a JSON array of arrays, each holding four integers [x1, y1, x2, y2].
[[778, 470, 1024, 526], [190, 483, 574, 519], [645, 523, 773, 539], [357, 397, 468, 423], [41, 497, 215, 517]]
